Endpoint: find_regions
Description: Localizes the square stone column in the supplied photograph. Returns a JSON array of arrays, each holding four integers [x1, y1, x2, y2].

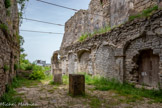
[[69, 74, 85, 96], [54, 73, 62, 84]]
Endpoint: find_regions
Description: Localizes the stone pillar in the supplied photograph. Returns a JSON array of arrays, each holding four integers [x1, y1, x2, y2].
[[54, 73, 62, 84], [115, 48, 124, 83], [69, 74, 85, 96]]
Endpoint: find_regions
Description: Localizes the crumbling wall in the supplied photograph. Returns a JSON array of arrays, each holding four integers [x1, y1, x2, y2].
[[60, 0, 158, 49], [110, 0, 157, 26], [60, 0, 110, 49], [0, 0, 20, 97], [52, 10, 162, 87]]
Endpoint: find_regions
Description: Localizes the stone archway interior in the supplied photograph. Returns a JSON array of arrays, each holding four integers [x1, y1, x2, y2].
[[137, 49, 159, 87]]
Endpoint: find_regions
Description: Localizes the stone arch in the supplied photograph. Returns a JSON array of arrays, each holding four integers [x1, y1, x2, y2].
[[77, 50, 91, 74], [77, 50, 91, 62], [124, 35, 162, 87], [51, 51, 61, 75]]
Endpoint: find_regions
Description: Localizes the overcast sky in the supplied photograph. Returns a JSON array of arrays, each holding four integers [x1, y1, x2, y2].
[[20, 0, 90, 63]]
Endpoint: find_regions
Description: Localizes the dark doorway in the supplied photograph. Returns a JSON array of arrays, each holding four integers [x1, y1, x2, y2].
[[138, 49, 159, 87]]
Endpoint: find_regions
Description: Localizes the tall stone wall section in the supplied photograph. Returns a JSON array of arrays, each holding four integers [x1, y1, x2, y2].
[[60, 0, 110, 49], [60, 0, 157, 49], [0, 0, 20, 97]]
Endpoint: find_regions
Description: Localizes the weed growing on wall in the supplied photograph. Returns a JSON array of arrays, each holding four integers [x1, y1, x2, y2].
[[129, 5, 158, 21], [0, 24, 9, 35], [79, 33, 88, 42], [5, 0, 11, 8], [79, 26, 111, 42], [14, 64, 18, 70], [4, 65, 9, 72], [17, 0, 29, 25]]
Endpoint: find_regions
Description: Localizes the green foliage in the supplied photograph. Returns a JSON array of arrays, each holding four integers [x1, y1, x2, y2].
[[25, 64, 33, 70], [4, 65, 9, 72], [14, 64, 18, 70], [0, 77, 23, 104], [97, 26, 111, 34], [5, 0, 11, 8], [62, 75, 69, 84], [19, 53, 50, 80], [19, 53, 33, 70], [16, 33, 25, 46], [79, 26, 111, 42], [129, 5, 158, 21], [17, 0, 29, 25], [49, 80, 61, 85], [16, 32, 25, 52], [89, 97, 101, 108], [0, 24, 8, 34], [29, 65, 45, 80], [79, 33, 88, 42], [84, 74, 162, 103]]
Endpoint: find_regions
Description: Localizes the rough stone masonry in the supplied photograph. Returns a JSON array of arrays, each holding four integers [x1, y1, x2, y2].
[[0, 0, 20, 97], [51, 0, 162, 88]]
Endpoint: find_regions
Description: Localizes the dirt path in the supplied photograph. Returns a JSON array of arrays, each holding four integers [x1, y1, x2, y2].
[[14, 81, 162, 108]]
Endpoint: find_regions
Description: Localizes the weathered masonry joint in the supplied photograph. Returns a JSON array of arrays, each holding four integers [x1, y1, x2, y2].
[[52, 0, 162, 88]]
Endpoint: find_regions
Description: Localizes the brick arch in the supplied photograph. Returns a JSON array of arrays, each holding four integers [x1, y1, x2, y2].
[[124, 35, 162, 87]]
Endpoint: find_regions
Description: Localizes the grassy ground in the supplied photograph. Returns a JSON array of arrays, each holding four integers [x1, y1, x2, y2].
[[1, 74, 162, 108], [83, 73, 162, 103], [0, 75, 52, 107]]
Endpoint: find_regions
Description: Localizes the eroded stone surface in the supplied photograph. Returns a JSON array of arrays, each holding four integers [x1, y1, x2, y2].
[[0, 0, 20, 97]]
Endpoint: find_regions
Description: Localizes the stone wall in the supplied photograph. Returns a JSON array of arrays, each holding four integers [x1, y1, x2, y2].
[[52, 10, 162, 88], [60, 0, 158, 49], [60, 0, 110, 49], [0, 0, 20, 97]]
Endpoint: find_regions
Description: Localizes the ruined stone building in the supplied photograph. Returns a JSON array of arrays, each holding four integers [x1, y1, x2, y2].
[[51, 0, 162, 88], [0, 0, 20, 96]]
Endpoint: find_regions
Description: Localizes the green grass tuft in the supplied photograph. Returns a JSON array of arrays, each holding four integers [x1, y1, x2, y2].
[[78, 26, 111, 42], [89, 97, 101, 108], [129, 5, 158, 21], [4, 65, 9, 72], [79, 33, 88, 42], [0, 77, 23, 105]]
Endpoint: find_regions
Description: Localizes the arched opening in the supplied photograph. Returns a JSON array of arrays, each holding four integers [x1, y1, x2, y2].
[[77, 51, 90, 74], [137, 49, 159, 87]]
